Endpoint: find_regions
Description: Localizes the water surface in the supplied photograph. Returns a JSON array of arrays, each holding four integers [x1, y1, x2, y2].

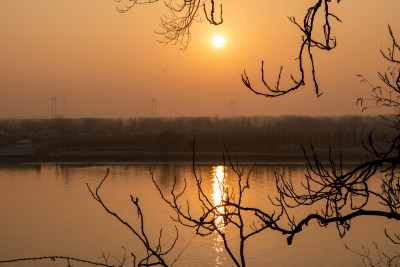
[[0, 163, 397, 266]]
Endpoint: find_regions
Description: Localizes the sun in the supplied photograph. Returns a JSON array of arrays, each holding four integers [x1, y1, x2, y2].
[[212, 35, 225, 48]]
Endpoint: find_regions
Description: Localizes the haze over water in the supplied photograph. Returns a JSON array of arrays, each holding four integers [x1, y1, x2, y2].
[[0, 0, 399, 118]]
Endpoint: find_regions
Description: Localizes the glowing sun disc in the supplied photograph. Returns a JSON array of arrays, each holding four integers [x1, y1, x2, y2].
[[212, 35, 225, 48]]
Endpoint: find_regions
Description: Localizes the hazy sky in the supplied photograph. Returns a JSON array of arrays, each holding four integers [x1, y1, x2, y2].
[[1, 0, 399, 118]]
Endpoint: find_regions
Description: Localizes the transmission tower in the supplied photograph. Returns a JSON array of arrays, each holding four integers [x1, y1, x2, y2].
[[51, 96, 57, 118], [152, 98, 157, 116]]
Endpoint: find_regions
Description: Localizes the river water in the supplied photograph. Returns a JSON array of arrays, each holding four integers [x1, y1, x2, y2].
[[0, 163, 398, 266]]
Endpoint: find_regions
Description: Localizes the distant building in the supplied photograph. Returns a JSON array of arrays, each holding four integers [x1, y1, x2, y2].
[[0, 139, 37, 156]]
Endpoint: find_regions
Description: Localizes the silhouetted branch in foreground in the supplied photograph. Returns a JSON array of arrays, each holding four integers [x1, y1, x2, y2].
[[357, 25, 400, 117], [344, 242, 400, 267], [156, 0, 223, 50], [385, 229, 400, 245], [115, 0, 158, 14], [203, 0, 223, 25], [270, 145, 400, 244], [99, 248, 130, 267], [151, 139, 277, 267], [0, 256, 113, 266], [261, 25, 400, 247], [242, 0, 342, 97], [86, 168, 178, 267], [149, 133, 400, 265], [116, 0, 223, 50]]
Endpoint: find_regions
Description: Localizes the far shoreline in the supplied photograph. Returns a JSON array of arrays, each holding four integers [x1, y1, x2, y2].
[[0, 149, 369, 165]]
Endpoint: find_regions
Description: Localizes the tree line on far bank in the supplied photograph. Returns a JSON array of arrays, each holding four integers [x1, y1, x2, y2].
[[0, 115, 393, 157]]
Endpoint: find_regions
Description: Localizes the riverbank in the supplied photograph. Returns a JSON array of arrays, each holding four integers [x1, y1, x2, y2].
[[0, 148, 369, 165]]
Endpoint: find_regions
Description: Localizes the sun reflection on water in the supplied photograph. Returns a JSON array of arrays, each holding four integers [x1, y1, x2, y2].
[[211, 165, 227, 265]]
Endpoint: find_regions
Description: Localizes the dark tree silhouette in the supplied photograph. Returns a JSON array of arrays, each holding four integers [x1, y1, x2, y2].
[[247, 24, 400, 262], [145, 24, 400, 267]]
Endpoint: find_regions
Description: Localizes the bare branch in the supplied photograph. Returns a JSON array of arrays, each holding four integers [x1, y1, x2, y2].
[[243, 0, 341, 97], [0, 256, 112, 266]]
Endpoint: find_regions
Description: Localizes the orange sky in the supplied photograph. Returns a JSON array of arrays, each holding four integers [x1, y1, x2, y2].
[[0, 0, 399, 118]]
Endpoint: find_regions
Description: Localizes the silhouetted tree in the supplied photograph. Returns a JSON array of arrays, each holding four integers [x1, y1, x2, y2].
[[117, 0, 398, 264], [144, 15, 400, 267]]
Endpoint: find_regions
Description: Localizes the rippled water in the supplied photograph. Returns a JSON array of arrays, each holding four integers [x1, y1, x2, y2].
[[0, 163, 397, 266]]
